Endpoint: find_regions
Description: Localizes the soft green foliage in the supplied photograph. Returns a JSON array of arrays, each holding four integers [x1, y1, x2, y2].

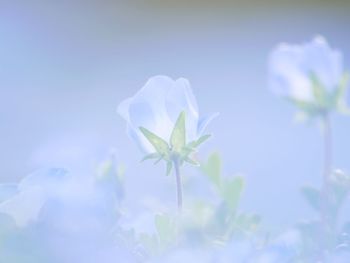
[[155, 214, 177, 249], [292, 72, 350, 119], [201, 152, 221, 187], [132, 153, 261, 260], [297, 170, 350, 261], [336, 72, 350, 114], [137, 213, 177, 257], [200, 153, 258, 242], [202, 153, 245, 214], [221, 177, 245, 213], [301, 171, 350, 222]]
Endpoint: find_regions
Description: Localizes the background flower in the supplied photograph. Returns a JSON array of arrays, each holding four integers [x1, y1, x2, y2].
[[268, 36, 344, 105], [0, 168, 68, 227]]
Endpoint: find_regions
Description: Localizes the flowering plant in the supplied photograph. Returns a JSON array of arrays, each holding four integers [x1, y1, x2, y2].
[[0, 36, 349, 263], [118, 76, 217, 210], [269, 36, 349, 118]]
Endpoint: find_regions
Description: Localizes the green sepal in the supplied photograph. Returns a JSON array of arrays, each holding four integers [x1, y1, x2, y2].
[[179, 146, 195, 161], [184, 156, 199, 166], [154, 156, 163, 164], [139, 127, 170, 158], [140, 111, 212, 172], [289, 98, 321, 117], [188, 134, 211, 148], [166, 161, 172, 176], [170, 111, 186, 152], [310, 73, 328, 108], [141, 152, 161, 162], [290, 72, 350, 118]]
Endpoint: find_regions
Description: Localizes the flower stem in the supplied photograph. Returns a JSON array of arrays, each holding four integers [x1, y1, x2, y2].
[[319, 113, 332, 256], [173, 158, 183, 213], [322, 113, 332, 186]]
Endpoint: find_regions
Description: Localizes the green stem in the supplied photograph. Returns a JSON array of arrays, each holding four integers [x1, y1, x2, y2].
[[173, 158, 183, 213]]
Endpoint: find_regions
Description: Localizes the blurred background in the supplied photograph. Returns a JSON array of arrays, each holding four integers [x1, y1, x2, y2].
[[1, 0, 350, 230]]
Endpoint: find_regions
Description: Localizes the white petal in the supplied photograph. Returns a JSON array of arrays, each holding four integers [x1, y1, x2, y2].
[[269, 36, 344, 102], [197, 112, 219, 137], [302, 36, 343, 90], [0, 168, 69, 227], [117, 75, 216, 152], [117, 97, 133, 122], [126, 123, 155, 153], [165, 78, 200, 142], [0, 187, 46, 227], [269, 43, 314, 102], [118, 99, 158, 153], [117, 76, 175, 149]]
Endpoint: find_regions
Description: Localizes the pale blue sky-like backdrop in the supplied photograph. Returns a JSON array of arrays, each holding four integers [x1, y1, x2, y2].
[[1, 0, 350, 229]]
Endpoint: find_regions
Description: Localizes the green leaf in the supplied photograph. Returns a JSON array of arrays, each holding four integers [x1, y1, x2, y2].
[[328, 171, 350, 215], [336, 72, 350, 114], [170, 111, 186, 152], [201, 152, 221, 187], [141, 152, 160, 162], [301, 186, 321, 212], [221, 176, 245, 213], [139, 127, 170, 157], [155, 214, 176, 246], [166, 161, 172, 176]]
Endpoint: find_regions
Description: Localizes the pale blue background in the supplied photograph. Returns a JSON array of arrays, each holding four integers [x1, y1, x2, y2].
[[1, 0, 350, 229]]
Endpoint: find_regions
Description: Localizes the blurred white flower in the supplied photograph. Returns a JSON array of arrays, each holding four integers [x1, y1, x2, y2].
[[269, 36, 344, 103], [0, 168, 68, 227], [117, 75, 217, 153], [0, 163, 123, 229]]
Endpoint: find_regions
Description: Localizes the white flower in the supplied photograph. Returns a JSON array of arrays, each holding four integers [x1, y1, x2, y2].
[[269, 36, 344, 103], [0, 168, 68, 227], [118, 75, 217, 153], [0, 166, 122, 228]]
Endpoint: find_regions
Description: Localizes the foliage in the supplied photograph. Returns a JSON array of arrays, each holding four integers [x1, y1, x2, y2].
[[296, 170, 350, 261], [129, 153, 261, 261]]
